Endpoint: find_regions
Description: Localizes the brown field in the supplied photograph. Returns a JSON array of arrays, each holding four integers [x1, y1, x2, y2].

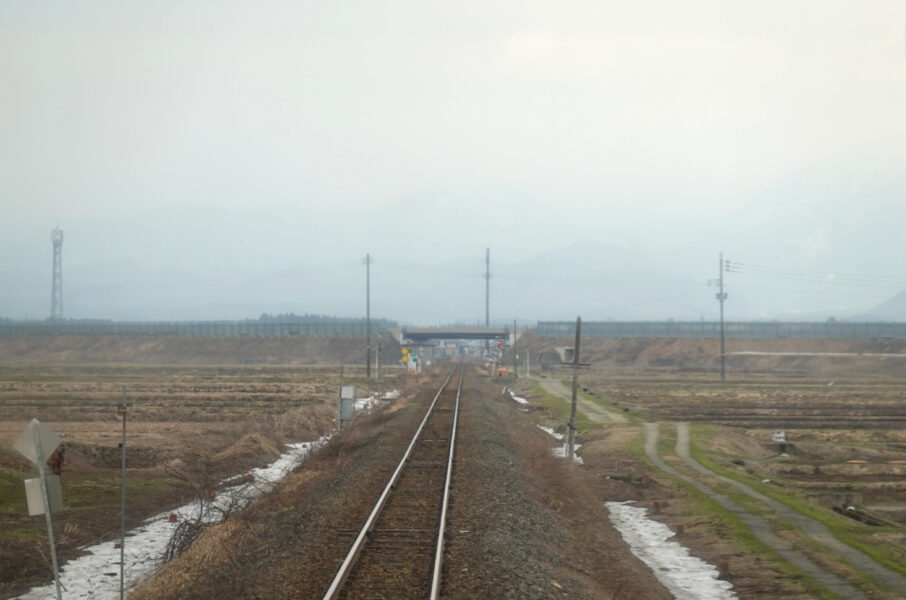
[[0, 349, 407, 598], [5, 332, 906, 598], [516, 334, 906, 598]]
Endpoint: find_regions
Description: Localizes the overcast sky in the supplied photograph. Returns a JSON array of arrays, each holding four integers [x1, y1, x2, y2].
[[2, 1, 905, 322]]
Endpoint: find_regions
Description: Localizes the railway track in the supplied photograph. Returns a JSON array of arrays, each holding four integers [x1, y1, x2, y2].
[[322, 365, 464, 600]]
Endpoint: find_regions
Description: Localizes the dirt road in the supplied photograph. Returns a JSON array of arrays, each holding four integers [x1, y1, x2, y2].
[[674, 422, 906, 597], [644, 422, 866, 599], [538, 379, 628, 423]]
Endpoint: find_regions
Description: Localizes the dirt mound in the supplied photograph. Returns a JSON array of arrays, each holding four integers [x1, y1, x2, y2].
[[214, 433, 280, 462], [69, 442, 164, 470], [579, 428, 641, 464], [708, 429, 774, 459]]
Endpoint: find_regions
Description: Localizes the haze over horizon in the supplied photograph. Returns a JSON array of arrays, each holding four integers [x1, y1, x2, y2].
[[2, 1, 905, 324]]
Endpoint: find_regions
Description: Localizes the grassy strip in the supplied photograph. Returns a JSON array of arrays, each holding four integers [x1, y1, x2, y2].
[[575, 388, 640, 425], [1, 470, 184, 542], [529, 384, 595, 433], [688, 425, 906, 583], [621, 430, 839, 599], [678, 481, 841, 600]]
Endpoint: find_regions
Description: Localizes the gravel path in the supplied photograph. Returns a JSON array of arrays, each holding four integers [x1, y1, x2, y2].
[[644, 422, 867, 599], [538, 378, 628, 423], [441, 374, 669, 599], [675, 422, 906, 597]]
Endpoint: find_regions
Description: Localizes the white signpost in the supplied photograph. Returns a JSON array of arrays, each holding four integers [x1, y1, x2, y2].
[[24, 475, 62, 515], [13, 418, 64, 600], [338, 384, 357, 429], [340, 385, 356, 423]]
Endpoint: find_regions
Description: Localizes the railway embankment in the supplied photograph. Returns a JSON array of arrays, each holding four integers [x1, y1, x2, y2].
[[131, 368, 671, 599]]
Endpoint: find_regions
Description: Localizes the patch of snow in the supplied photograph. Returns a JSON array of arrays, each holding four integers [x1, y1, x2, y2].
[[353, 388, 400, 412], [16, 437, 328, 600], [536, 425, 564, 440], [537, 425, 582, 463], [502, 387, 528, 404], [605, 501, 738, 600], [552, 444, 584, 464]]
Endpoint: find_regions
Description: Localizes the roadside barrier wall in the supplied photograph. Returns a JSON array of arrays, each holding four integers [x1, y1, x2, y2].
[[537, 321, 906, 340], [0, 320, 390, 338]]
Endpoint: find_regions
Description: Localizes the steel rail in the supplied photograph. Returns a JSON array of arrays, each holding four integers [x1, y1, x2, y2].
[[321, 366, 460, 600], [429, 367, 463, 599]]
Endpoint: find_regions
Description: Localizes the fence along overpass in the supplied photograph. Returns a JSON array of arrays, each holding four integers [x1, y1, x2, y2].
[[537, 321, 906, 340], [400, 327, 509, 342]]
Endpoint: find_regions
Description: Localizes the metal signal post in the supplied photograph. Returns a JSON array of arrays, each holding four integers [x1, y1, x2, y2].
[[718, 253, 728, 382], [364, 254, 373, 378], [118, 390, 128, 600], [50, 228, 63, 322]]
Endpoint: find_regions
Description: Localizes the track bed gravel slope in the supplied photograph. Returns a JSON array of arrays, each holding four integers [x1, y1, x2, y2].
[[132, 369, 669, 599]]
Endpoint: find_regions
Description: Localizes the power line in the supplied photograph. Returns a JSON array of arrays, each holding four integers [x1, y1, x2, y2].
[[726, 260, 906, 289]]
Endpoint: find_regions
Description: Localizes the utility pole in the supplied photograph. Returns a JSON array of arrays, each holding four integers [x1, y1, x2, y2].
[[376, 342, 382, 394], [567, 317, 582, 461], [364, 254, 372, 378], [485, 248, 490, 356], [50, 228, 63, 322], [717, 253, 728, 382], [338, 365, 344, 431], [34, 427, 62, 600], [513, 319, 518, 377], [118, 389, 128, 600]]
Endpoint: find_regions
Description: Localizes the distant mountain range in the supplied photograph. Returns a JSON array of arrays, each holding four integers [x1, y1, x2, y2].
[[4, 236, 906, 324], [862, 290, 906, 321], [3, 160, 904, 324]]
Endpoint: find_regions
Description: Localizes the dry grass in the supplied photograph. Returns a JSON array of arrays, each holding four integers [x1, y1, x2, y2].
[[131, 519, 246, 600]]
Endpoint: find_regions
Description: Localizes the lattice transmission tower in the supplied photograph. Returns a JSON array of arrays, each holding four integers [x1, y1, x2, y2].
[[51, 228, 63, 321]]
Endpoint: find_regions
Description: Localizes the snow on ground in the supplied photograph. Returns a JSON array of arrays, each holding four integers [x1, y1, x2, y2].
[[536, 425, 563, 440], [502, 387, 528, 404], [536, 425, 583, 464], [16, 438, 327, 600], [353, 389, 401, 412], [606, 501, 738, 600]]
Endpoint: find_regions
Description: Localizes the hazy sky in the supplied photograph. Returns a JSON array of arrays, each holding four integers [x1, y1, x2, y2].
[[2, 1, 905, 322]]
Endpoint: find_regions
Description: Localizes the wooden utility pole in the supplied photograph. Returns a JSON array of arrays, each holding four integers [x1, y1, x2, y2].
[[513, 319, 518, 377], [376, 343, 382, 394], [364, 254, 372, 378], [338, 365, 344, 431], [484, 248, 490, 356], [567, 316, 582, 461]]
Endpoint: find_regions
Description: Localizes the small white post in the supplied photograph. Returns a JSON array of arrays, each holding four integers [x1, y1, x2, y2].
[[33, 428, 62, 600]]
